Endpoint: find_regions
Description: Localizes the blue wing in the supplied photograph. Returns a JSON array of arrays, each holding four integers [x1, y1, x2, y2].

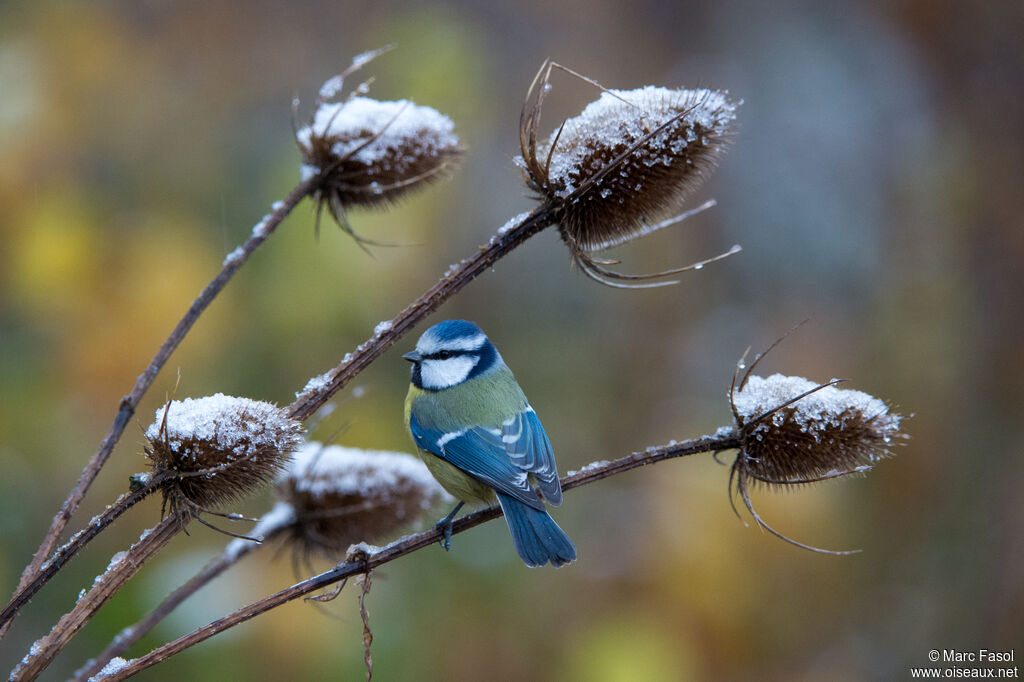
[[409, 412, 545, 510], [501, 407, 562, 505]]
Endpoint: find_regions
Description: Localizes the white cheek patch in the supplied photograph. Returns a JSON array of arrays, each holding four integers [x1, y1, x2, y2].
[[420, 356, 477, 390]]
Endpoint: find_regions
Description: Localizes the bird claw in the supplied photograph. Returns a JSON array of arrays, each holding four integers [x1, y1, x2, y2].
[[434, 501, 464, 552], [435, 518, 454, 551]]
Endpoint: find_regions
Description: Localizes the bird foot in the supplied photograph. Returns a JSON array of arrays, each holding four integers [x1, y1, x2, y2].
[[435, 517, 455, 551], [434, 501, 464, 552]]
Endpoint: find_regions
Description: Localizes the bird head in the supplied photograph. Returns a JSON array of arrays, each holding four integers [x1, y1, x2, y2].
[[404, 320, 502, 391]]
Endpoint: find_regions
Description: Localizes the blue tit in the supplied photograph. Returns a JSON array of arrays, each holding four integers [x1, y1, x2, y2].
[[403, 320, 576, 568]]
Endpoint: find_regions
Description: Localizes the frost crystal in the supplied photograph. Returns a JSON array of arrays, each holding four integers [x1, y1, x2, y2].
[[89, 656, 130, 681], [566, 460, 611, 476], [222, 245, 245, 267], [295, 371, 333, 401], [318, 74, 345, 101], [497, 211, 533, 237]]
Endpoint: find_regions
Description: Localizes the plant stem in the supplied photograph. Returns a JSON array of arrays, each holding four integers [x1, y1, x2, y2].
[[287, 202, 559, 422], [10, 515, 185, 681], [2, 178, 317, 642], [72, 527, 282, 682], [104, 430, 740, 680], [0, 480, 159, 633]]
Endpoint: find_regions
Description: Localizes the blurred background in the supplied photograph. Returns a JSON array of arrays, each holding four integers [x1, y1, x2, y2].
[[1, 0, 1021, 679]]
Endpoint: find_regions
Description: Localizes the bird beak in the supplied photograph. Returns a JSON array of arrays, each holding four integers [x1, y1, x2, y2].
[[402, 350, 422, 363]]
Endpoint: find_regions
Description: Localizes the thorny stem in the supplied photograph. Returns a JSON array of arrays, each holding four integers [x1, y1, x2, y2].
[[10, 515, 185, 681], [0, 480, 160, 634], [287, 201, 560, 422], [1, 177, 318, 642], [103, 431, 741, 680], [72, 536, 272, 682]]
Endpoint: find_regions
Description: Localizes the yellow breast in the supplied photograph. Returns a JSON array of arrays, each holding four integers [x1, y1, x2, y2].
[[404, 383, 494, 506]]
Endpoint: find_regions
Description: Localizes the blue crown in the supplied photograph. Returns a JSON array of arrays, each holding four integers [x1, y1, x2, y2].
[[427, 319, 486, 342]]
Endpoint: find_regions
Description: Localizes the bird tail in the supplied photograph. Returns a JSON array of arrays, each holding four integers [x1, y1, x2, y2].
[[497, 494, 577, 568]]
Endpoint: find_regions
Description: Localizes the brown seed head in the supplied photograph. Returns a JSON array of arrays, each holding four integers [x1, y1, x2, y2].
[[731, 374, 903, 486], [518, 81, 738, 256], [296, 95, 462, 236], [727, 372, 905, 554], [276, 442, 450, 559], [145, 394, 304, 517]]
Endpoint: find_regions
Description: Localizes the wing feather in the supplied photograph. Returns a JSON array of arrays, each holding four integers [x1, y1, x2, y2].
[[409, 412, 544, 510], [502, 407, 562, 505]]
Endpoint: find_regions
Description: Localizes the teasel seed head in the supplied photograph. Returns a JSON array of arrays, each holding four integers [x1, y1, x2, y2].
[[144, 394, 304, 518], [726, 367, 905, 554], [295, 51, 462, 246], [517, 62, 739, 286], [275, 442, 450, 560]]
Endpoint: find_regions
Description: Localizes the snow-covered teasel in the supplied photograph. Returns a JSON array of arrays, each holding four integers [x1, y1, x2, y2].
[[275, 442, 450, 558], [295, 51, 462, 245], [731, 374, 902, 485], [144, 394, 304, 516], [516, 62, 739, 286], [725, 351, 905, 553]]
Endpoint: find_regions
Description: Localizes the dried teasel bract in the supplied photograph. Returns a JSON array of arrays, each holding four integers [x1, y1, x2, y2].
[[295, 50, 463, 245], [275, 441, 450, 559], [727, 371, 905, 553], [517, 63, 739, 286], [144, 394, 304, 519]]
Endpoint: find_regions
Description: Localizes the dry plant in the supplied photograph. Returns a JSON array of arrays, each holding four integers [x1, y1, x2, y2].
[[2, 51, 905, 681]]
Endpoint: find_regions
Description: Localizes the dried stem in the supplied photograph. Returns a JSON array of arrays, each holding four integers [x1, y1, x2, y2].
[[0, 479, 160, 633], [72, 533, 274, 682], [7, 195, 558, 671], [287, 201, 560, 422], [1, 177, 317, 642], [10, 515, 186, 680], [358, 572, 373, 681], [102, 430, 741, 680]]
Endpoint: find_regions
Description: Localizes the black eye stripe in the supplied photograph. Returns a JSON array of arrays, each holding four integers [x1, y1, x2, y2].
[[424, 349, 474, 360]]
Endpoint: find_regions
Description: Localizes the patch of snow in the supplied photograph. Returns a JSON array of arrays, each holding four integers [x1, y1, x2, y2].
[[89, 656, 130, 681], [497, 211, 533, 237], [225, 501, 296, 561], [296, 97, 459, 167], [280, 442, 448, 505], [732, 374, 900, 441], [145, 394, 302, 460], [566, 460, 610, 476], [222, 245, 245, 267]]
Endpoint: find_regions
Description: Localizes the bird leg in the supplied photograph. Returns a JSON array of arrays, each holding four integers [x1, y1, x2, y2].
[[434, 502, 464, 551]]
